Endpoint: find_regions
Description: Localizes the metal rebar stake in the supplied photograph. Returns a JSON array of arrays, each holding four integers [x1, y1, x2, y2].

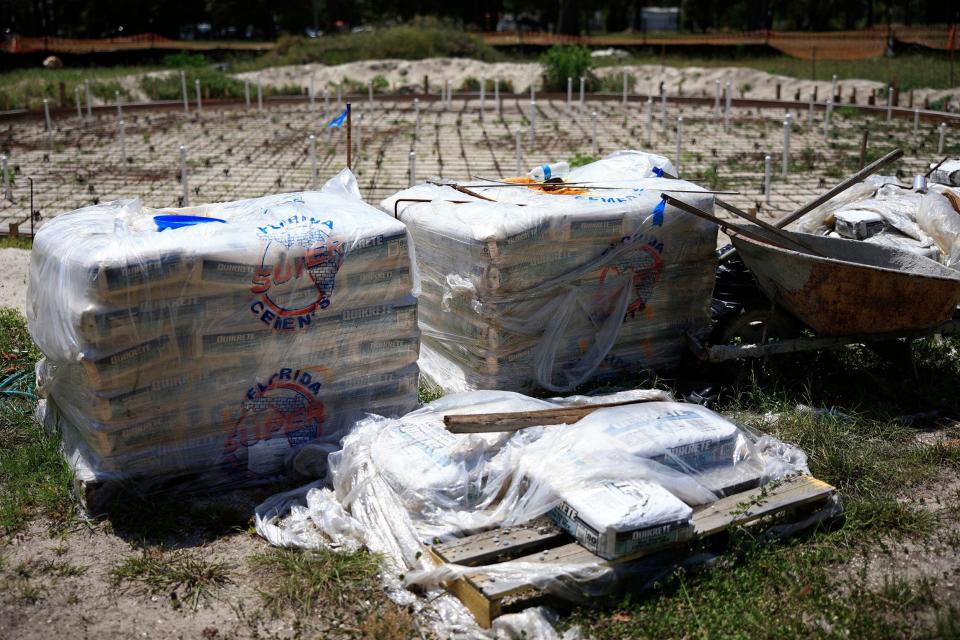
[[782, 114, 792, 178], [591, 111, 598, 156], [515, 130, 522, 175], [180, 145, 189, 206], [675, 116, 683, 176], [309, 134, 317, 189], [1, 155, 11, 202], [764, 155, 772, 205]]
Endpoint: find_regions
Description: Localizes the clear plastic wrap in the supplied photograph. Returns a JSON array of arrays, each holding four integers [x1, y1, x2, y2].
[[792, 176, 960, 266], [256, 390, 822, 637], [917, 191, 960, 269], [930, 159, 960, 187], [28, 170, 420, 493], [380, 151, 719, 393]]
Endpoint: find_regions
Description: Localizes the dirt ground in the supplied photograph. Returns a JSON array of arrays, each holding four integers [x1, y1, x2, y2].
[[1, 472, 957, 639], [0, 520, 288, 640], [0, 248, 29, 314], [0, 490, 405, 640]]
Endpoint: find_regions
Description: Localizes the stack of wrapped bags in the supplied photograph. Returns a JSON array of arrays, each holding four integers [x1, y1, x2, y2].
[[28, 171, 419, 491], [382, 151, 718, 393], [258, 390, 816, 568]]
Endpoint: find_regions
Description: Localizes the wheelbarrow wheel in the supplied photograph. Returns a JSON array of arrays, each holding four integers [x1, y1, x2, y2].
[[711, 307, 803, 386]]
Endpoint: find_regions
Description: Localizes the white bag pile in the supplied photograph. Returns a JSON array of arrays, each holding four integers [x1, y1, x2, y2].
[[381, 151, 718, 393], [29, 170, 420, 492], [257, 391, 819, 586], [796, 174, 960, 268]]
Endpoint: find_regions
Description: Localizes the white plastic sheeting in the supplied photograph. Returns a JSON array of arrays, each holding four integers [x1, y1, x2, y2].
[[381, 151, 719, 393], [29, 169, 420, 493], [255, 390, 818, 639], [794, 174, 960, 269]]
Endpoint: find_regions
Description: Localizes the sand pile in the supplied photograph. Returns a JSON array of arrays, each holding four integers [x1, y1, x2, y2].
[[237, 58, 960, 106]]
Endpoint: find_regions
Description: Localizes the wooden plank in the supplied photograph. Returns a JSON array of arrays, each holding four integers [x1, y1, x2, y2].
[[430, 475, 837, 626], [427, 547, 500, 628], [692, 474, 834, 536], [443, 398, 659, 433], [445, 475, 836, 604], [433, 522, 567, 567]]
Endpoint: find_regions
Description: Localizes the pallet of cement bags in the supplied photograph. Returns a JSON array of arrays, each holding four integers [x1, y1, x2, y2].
[[27, 169, 420, 511], [381, 151, 718, 393], [254, 391, 840, 633]]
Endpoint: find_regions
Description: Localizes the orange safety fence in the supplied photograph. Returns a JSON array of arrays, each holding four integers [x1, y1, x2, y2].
[[767, 30, 888, 59], [894, 25, 957, 50], [480, 27, 956, 59]]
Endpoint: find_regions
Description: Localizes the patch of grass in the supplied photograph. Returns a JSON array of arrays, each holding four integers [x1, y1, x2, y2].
[[15, 558, 87, 578], [0, 66, 153, 111], [252, 20, 501, 68], [568, 152, 600, 168], [111, 548, 232, 610], [0, 308, 74, 536], [0, 236, 32, 250], [140, 67, 245, 100], [569, 333, 960, 637], [570, 538, 952, 639], [162, 51, 209, 68], [252, 547, 388, 616]]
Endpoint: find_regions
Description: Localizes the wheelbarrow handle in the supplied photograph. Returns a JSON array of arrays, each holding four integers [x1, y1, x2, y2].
[[773, 148, 904, 229]]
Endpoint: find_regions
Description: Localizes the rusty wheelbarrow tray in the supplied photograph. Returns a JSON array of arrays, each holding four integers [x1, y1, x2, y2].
[[731, 225, 960, 336]]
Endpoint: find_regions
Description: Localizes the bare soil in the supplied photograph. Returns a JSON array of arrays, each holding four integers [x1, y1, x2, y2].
[[0, 248, 29, 314]]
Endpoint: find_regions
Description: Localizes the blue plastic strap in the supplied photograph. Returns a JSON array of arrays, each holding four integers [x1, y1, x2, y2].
[[154, 215, 226, 232], [652, 199, 666, 226]]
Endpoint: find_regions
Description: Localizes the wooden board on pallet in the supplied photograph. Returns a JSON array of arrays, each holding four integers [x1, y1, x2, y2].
[[429, 474, 836, 628]]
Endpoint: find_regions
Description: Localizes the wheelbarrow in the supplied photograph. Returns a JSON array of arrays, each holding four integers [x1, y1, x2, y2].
[[660, 193, 960, 365]]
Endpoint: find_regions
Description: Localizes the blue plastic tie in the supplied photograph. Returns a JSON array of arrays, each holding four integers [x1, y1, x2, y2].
[[154, 215, 226, 232]]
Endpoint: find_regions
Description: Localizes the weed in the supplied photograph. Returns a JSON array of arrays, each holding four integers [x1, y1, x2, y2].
[[251, 547, 382, 616], [111, 548, 232, 610], [16, 558, 87, 578], [699, 164, 729, 191], [569, 152, 600, 168], [596, 71, 636, 94], [418, 380, 444, 405], [836, 105, 860, 119], [371, 74, 389, 93], [540, 45, 594, 92]]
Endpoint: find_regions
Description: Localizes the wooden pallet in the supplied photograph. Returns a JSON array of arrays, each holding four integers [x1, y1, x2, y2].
[[428, 474, 837, 628]]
